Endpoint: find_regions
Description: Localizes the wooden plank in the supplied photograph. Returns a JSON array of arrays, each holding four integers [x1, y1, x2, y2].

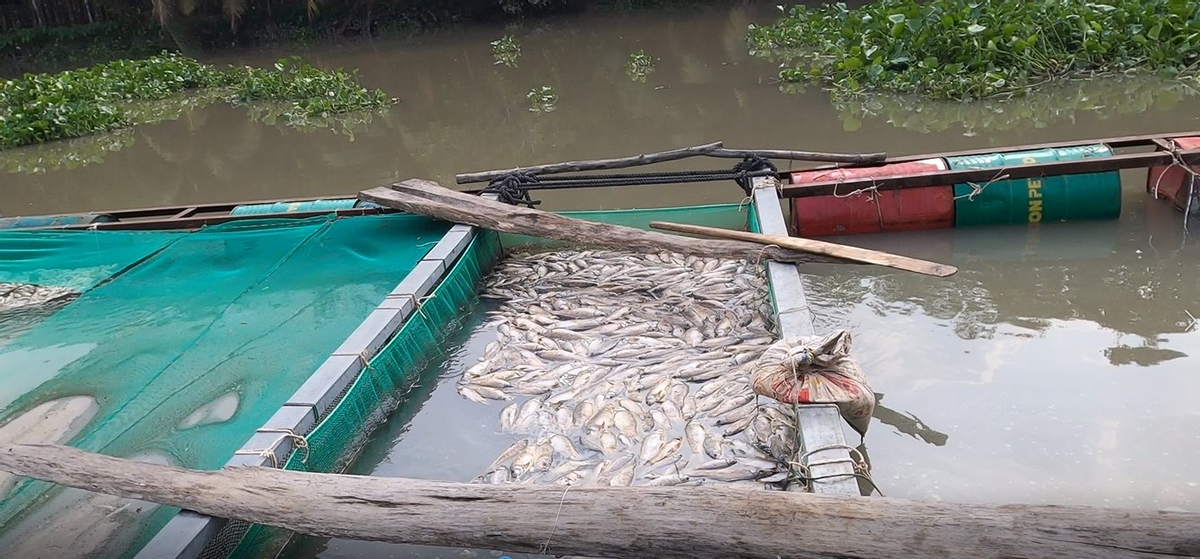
[[649, 221, 957, 277], [358, 179, 850, 265], [781, 149, 1200, 197], [3, 444, 1199, 559], [750, 178, 859, 497]]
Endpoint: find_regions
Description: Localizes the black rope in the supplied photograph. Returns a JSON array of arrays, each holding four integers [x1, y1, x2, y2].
[[482, 172, 542, 208], [476, 160, 781, 202], [732, 154, 778, 196]]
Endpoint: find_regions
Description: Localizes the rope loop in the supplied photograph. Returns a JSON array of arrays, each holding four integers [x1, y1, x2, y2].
[[732, 155, 778, 196], [484, 172, 543, 208]]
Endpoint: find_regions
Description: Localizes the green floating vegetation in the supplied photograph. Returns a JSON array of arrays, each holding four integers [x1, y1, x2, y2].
[[492, 35, 521, 67], [527, 85, 557, 113], [626, 49, 656, 82], [748, 0, 1200, 100], [0, 53, 394, 149]]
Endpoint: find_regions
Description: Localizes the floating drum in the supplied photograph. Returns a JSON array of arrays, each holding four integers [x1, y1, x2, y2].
[[229, 199, 365, 216], [947, 145, 1121, 227], [789, 158, 955, 236], [0, 213, 116, 230], [1146, 136, 1200, 212]]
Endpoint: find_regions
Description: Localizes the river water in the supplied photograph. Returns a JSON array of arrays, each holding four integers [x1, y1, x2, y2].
[[3, 1, 1200, 557]]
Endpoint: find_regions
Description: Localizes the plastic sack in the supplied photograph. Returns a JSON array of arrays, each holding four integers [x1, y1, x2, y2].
[[750, 329, 875, 436]]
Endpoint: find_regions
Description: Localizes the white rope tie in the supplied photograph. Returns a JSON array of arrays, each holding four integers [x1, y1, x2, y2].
[[233, 428, 312, 468]]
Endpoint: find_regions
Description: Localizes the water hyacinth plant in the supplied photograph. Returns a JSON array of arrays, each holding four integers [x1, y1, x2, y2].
[[0, 52, 394, 149], [527, 85, 557, 113], [492, 35, 522, 67], [626, 49, 655, 82], [748, 0, 1200, 100]]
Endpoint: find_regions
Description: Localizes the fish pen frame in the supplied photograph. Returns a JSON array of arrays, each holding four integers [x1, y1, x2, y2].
[[137, 187, 863, 559]]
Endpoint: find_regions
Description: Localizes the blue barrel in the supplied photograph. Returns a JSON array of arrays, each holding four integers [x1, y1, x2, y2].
[[0, 213, 117, 229], [947, 145, 1122, 226], [229, 199, 364, 216]]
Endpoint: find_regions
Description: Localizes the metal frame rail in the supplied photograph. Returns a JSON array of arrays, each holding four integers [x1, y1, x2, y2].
[[750, 176, 860, 496], [133, 216, 482, 559]]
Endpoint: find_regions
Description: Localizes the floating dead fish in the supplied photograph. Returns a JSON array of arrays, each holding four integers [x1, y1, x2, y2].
[[463, 249, 797, 489]]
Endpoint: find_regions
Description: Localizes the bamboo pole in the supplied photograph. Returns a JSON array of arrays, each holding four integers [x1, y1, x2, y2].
[[454, 142, 726, 184], [1, 444, 1197, 559], [648, 221, 958, 277], [453, 143, 888, 184]]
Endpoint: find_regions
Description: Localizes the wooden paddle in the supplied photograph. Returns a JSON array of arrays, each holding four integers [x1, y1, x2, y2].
[[649, 221, 958, 277]]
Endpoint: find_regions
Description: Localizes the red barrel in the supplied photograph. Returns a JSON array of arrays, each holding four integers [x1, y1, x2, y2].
[[790, 158, 955, 236], [1146, 136, 1200, 211]]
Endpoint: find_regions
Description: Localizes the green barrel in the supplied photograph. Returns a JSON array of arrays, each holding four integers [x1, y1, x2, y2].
[[229, 199, 362, 216], [947, 145, 1121, 226], [0, 213, 116, 229]]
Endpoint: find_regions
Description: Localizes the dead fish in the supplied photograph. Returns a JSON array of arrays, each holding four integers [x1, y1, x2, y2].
[[613, 409, 639, 438], [646, 438, 682, 467], [572, 400, 597, 426], [599, 432, 620, 454], [499, 403, 519, 431], [639, 429, 666, 464], [688, 467, 767, 483], [608, 464, 635, 486], [459, 386, 486, 404], [650, 409, 672, 431], [681, 396, 697, 420], [488, 467, 511, 485], [549, 434, 582, 459], [703, 433, 724, 459], [685, 421, 706, 454], [643, 473, 690, 487], [693, 458, 738, 471]]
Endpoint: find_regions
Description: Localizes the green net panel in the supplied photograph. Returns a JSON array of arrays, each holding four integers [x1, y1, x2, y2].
[[214, 203, 755, 559], [0, 214, 449, 559], [222, 229, 503, 559]]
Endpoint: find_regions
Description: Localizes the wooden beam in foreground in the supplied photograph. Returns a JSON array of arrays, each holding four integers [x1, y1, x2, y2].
[[0, 444, 1197, 559]]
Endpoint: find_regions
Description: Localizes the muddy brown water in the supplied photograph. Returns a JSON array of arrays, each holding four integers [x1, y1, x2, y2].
[[3, 1, 1200, 557]]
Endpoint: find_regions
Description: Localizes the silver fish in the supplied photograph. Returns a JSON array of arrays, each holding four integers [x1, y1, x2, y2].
[[639, 429, 666, 464], [685, 421, 706, 454], [643, 473, 690, 487]]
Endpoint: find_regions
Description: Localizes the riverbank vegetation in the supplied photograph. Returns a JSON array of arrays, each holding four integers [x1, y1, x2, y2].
[[0, 53, 392, 149], [748, 0, 1200, 100], [1, 0, 708, 74]]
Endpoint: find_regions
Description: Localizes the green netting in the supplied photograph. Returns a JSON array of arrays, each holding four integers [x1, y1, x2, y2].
[[0, 214, 449, 559], [0, 228, 184, 291], [203, 203, 752, 559], [224, 229, 502, 559]]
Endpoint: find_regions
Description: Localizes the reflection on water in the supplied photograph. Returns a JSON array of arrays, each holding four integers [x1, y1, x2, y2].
[[831, 76, 1200, 140], [803, 182, 1200, 510]]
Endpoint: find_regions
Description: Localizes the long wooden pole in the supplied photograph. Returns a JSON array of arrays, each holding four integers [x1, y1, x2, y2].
[[1, 444, 1198, 559], [649, 221, 958, 277], [705, 148, 885, 164], [454, 142, 726, 184], [359, 179, 850, 265], [453, 143, 888, 184]]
